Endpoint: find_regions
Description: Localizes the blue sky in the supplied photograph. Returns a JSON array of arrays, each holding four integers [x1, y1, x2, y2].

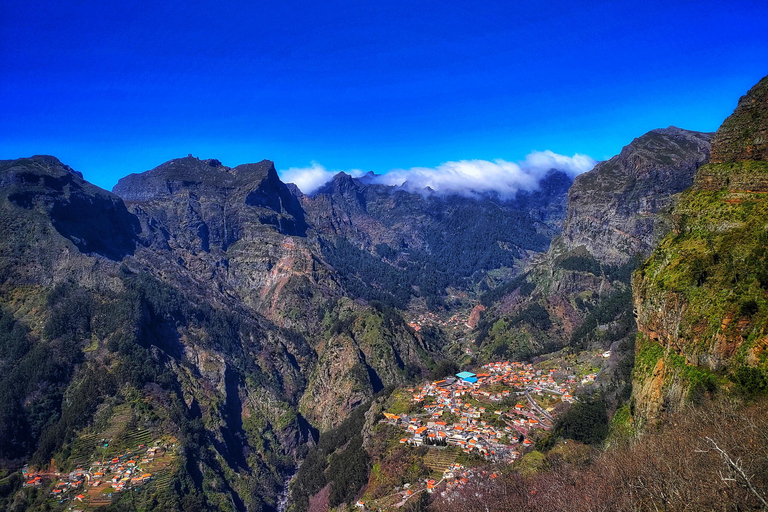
[[2, 0, 766, 192]]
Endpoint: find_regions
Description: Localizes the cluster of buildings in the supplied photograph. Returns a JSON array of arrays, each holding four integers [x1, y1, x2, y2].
[[406, 307, 470, 333], [440, 464, 500, 496], [23, 445, 166, 502], [407, 311, 441, 332], [383, 361, 584, 463], [86, 448, 157, 493]]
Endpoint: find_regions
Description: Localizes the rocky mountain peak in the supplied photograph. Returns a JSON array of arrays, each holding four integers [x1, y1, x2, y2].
[[1, 156, 141, 261], [231, 159, 277, 179], [111, 155, 309, 257], [31, 155, 85, 178], [557, 127, 712, 265], [311, 172, 369, 215], [112, 156, 230, 202], [315, 172, 362, 196], [710, 74, 768, 163], [0, 155, 86, 183], [112, 157, 287, 203]]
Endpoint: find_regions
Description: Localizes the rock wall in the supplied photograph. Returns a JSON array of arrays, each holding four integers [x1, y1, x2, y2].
[[632, 74, 768, 426]]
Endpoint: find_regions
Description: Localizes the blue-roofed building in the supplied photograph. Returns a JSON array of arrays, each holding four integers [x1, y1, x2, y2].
[[456, 371, 478, 384]]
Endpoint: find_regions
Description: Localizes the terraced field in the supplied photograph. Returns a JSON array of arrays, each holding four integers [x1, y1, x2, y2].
[[68, 433, 100, 470], [424, 450, 456, 474], [87, 489, 113, 509]]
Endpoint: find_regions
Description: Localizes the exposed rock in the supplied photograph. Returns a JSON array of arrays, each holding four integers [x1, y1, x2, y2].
[[2, 155, 141, 262], [467, 304, 486, 329], [557, 127, 712, 265], [113, 156, 339, 334], [632, 74, 768, 426], [299, 303, 431, 429], [710, 75, 768, 163], [299, 335, 374, 430]]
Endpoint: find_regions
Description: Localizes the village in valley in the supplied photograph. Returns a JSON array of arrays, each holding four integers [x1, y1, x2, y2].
[[20, 438, 175, 510], [359, 354, 603, 509]]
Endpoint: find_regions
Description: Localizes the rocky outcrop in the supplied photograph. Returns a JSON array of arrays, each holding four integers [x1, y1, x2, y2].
[[710, 75, 768, 163], [300, 302, 432, 429], [299, 335, 376, 430], [556, 127, 712, 265], [113, 156, 340, 335], [632, 74, 768, 427], [2, 155, 141, 262], [114, 156, 307, 248]]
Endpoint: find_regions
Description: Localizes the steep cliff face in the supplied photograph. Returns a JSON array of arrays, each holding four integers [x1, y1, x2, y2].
[[299, 302, 434, 429], [114, 156, 339, 335], [2, 155, 141, 265], [556, 127, 712, 266], [633, 75, 768, 426], [475, 129, 712, 377], [709, 75, 768, 163]]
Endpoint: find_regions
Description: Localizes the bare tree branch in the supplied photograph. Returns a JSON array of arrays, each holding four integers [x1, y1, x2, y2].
[[702, 436, 768, 510]]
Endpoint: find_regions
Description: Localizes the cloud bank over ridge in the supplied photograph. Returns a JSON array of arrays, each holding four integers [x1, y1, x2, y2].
[[279, 150, 595, 196], [279, 162, 367, 195]]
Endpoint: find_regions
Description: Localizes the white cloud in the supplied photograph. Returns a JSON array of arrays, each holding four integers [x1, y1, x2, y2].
[[279, 151, 596, 197], [278, 162, 365, 195], [376, 151, 595, 198], [521, 150, 596, 177]]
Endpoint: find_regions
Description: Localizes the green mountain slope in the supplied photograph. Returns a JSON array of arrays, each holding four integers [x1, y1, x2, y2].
[[632, 75, 768, 424]]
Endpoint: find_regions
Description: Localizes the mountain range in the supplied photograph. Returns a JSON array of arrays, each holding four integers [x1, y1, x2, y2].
[[0, 74, 766, 512]]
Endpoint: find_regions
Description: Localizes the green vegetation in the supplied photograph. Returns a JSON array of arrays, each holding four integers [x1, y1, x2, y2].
[[323, 189, 557, 309], [732, 365, 768, 396], [0, 266, 315, 511], [430, 360, 459, 380], [288, 399, 374, 512], [479, 273, 536, 307], [571, 287, 634, 344], [556, 254, 601, 275], [516, 450, 547, 477], [633, 334, 666, 378], [553, 394, 609, 446], [637, 163, 768, 356], [607, 403, 636, 440], [476, 303, 557, 361], [634, 164, 768, 403], [384, 389, 421, 416], [634, 334, 718, 401]]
